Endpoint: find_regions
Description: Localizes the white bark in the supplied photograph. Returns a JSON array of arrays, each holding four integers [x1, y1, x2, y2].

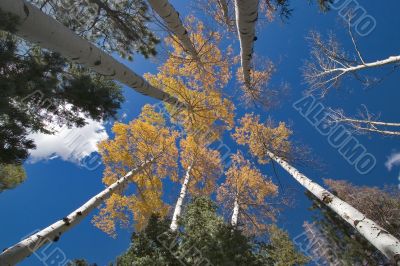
[[0, 161, 152, 266], [337, 118, 400, 127], [231, 195, 239, 227], [350, 125, 400, 136], [234, 0, 259, 86], [266, 150, 400, 264], [170, 164, 192, 231], [322, 55, 400, 77], [147, 0, 198, 59], [0, 0, 182, 106]]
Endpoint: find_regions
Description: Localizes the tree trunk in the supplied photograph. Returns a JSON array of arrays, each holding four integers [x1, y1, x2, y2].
[[218, 0, 230, 26], [266, 150, 400, 264], [147, 0, 198, 60], [0, 0, 182, 107], [233, 0, 259, 87], [170, 164, 192, 231], [231, 195, 239, 227], [0, 161, 152, 266]]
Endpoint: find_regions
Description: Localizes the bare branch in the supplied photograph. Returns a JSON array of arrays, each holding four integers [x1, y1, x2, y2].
[[303, 29, 400, 96], [328, 107, 400, 137]]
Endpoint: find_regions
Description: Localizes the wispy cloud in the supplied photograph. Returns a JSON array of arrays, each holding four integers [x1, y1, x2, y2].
[[385, 152, 400, 171], [28, 118, 108, 164]]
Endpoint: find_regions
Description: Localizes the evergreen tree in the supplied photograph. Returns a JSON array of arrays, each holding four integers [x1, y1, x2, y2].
[[0, 9, 124, 164], [0, 163, 26, 192], [116, 197, 308, 266], [257, 224, 310, 266]]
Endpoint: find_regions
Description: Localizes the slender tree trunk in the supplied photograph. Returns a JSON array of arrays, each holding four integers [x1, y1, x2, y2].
[[218, 0, 230, 26], [233, 0, 259, 87], [0, 0, 182, 107], [170, 164, 192, 231], [147, 0, 198, 60], [231, 195, 239, 227], [266, 150, 400, 264], [0, 161, 152, 266]]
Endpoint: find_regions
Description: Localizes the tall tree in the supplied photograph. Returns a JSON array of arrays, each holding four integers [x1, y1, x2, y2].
[[0, 8, 124, 164], [217, 151, 278, 234], [0, 164, 26, 192], [303, 179, 400, 265], [31, 0, 160, 59], [0, 1, 182, 106], [144, 18, 234, 231], [233, 113, 400, 262], [92, 105, 179, 236]]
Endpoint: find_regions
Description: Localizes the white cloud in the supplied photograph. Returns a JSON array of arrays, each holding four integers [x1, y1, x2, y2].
[[385, 152, 400, 171], [28, 118, 108, 164]]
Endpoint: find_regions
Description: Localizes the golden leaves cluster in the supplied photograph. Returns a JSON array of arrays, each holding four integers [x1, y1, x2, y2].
[[233, 113, 292, 164], [163, 15, 232, 92], [180, 135, 223, 196], [92, 105, 178, 236], [217, 152, 278, 234], [144, 16, 235, 136]]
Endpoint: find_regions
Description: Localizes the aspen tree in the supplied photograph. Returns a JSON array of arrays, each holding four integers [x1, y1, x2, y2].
[[233, 114, 400, 263]]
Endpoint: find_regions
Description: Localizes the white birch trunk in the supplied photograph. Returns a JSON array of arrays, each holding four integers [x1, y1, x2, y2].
[[234, 0, 259, 86], [170, 164, 192, 231], [266, 150, 400, 264], [0, 0, 182, 106], [231, 195, 239, 227], [0, 161, 152, 266], [147, 0, 198, 60]]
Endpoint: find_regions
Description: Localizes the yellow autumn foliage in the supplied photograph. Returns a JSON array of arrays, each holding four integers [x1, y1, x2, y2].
[[217, 152, 278, 235], [180, 135, 223, 196], [92, 105, 178, 236], [163, 15, 232, 92], [232, 113, 292, 164], [145, 66, 234, 136]]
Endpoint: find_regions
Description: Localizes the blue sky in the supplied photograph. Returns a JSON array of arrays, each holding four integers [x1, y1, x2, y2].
[[1, 1, 399, 265]]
